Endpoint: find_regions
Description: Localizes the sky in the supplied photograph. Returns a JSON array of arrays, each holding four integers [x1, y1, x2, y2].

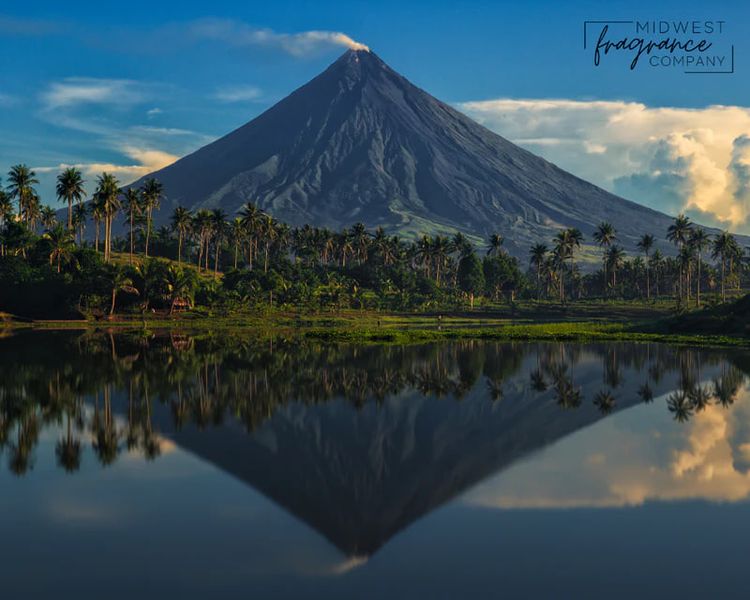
[[2, 0, 750, 231]]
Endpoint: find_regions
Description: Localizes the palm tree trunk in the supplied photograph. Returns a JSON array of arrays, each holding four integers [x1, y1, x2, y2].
[[129, 212, 134, 264], [145, 209, 151, 257], [559, 268, 564, 303], [67, 199, 73, 230], [110, 288, 117, 315], [696, 254, 701, 307], [178, 232, 183, 264]]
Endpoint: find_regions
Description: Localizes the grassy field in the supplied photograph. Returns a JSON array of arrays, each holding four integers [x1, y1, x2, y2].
[[3, 300, 749, 348]]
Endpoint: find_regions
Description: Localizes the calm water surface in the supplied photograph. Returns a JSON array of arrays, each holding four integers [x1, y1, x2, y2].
[[2, 331, 750, 598]]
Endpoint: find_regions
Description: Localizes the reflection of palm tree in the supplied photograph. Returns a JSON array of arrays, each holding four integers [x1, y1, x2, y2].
[[486, 379, 503, 401], [688, 385, 712, 412], [712, 367, 745, 408], [91, 386, 120, 466], [554, 375, 582, 409], [593, 390, 616, 414], [56, 414, 82, 473], [667, 391, 693, 423], [529, 370, 547, 392], [638, 383, 654, 403]]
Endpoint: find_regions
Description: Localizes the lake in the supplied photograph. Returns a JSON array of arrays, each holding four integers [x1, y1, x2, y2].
[[2, 331, 750, 598]]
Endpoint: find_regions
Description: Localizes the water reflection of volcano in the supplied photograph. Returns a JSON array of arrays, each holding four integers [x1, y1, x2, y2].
[[0, 333, 745, 557], [162, 344, 734, 557]]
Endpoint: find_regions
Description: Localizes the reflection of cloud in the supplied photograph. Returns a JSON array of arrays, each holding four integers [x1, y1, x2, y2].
[[460, 99, 750, 231], [465, 387, 750, 508]]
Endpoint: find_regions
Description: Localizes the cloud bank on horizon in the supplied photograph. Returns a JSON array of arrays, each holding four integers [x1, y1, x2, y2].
[[461, 99, 750, 233]]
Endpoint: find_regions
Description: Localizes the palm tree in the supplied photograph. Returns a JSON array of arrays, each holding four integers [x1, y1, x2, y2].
[[55, 167, 85, 230], [415, 235, 432, 278], [25, 193, 42, 231], [637, 233, 655, 300], [106, 266, 138, 315], [165, 266, 196, 314], [40, 206, 57, 230], [0, 189, 14, 256], [350, 222, 370, 265], [193, 210, 212, 272], [122, 188, 142, 263], [605, 245, 626, 289], [487, 234, 504, 257], [72, 204, 87, 245], [238, 202, 261, 269], [140, 178, 163, 257], [431, 235, 452, 286], [229, 217, 245, 268], [210, 209, 228, 276], [171, 206, 192, 264], [43, 224, 75, 272], [593, 222, 617, 294], [667, 214, 692, 301], [452, 232, 472, 259], [553, 228, 582, 302], [372, 226, 396, 266], [688, 228, 710, 306], [260, 213, 277, 273], [6, 164, 39, 226], [529, 243, 547, 298], [94, 173, 121, 263], [649, 249, 664, 297], [712, 231, 734, 302]]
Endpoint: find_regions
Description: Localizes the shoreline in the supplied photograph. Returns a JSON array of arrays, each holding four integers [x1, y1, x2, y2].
[[3, 313, 749, 348]]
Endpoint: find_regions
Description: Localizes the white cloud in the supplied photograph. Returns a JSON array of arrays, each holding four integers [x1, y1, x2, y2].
[[0, 92, 16, 107], [146, 107, 163, 117], [460, 99, 750, 232], [188, 18, 369, 56], [34, 146, 178, 185], [41, 77, 148, 110], [213, 85, 263, 103]]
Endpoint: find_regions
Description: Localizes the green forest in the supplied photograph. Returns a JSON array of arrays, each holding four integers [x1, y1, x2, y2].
[[1, 164, 747, 319]]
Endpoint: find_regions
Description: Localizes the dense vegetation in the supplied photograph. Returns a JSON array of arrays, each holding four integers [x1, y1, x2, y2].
[[0, 164, 748, 318]]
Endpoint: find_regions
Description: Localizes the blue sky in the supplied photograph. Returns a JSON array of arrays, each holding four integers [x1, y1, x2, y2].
[[2, 0, 750, 230]]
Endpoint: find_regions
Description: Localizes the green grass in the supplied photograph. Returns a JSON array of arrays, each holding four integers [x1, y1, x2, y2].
[[6, 312, 749, 348]]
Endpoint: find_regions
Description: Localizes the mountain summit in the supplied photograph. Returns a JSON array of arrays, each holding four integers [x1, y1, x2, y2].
[[136, 48, 676, 255]]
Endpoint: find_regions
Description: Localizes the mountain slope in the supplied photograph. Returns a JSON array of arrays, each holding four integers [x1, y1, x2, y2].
[[134, 49, 682, 255]]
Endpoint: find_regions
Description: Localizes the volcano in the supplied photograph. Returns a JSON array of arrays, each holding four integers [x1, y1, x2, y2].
[[134, 49, 679, 255]]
